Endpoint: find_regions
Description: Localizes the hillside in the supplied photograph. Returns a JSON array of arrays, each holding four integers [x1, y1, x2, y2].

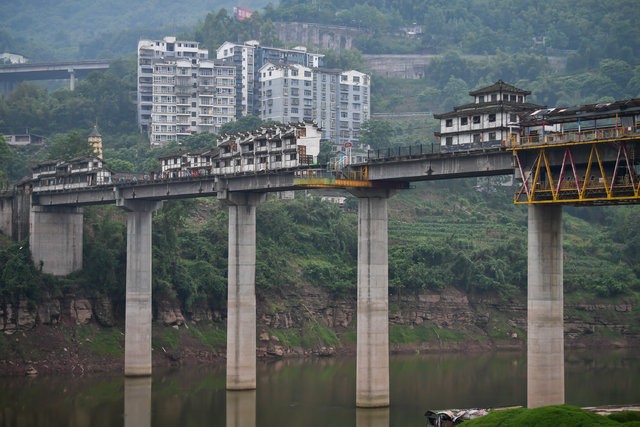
[[0, 0, 270, 60], [1, 0, 640, 374]]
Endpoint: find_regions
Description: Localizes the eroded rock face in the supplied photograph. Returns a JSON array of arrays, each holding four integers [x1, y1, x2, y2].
[[156, 300, 185, 327], [93, 296, 115, 327], [17, 299, 36, 329], [70, 299, 92, 325], [37, 298, 61, 325]]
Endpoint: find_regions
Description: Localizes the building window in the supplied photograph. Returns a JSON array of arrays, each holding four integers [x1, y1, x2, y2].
[[478, 95, 484, 103], [473, 133, 481, 143], [491, 94, 497, 101], [488, 114, 496, 122], [445, 119, 453, 127], [473, 116, 481, 124], [509, 114, 517, 123], [445, 136, 453, 146], [489, 132, 496, 140], [460, 117, 468, 126]]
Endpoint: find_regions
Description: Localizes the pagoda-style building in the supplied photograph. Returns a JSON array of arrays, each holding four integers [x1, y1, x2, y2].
[[434, 80, 544, 150], [88, 125, 103, 159]]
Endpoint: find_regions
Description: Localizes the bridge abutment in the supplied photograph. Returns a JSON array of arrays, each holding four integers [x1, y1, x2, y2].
[[29, 205, 83, 275], [527, 204, 564, 407], [352, 189, 395, 408], [223, 192, 266, 390], [118, 199, 162, 376]]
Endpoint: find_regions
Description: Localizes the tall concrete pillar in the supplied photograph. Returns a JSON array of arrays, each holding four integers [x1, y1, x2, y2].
[[222, 192, 266, 390], [124, 377, 152, 427], [118, 199, 162, 376], [527, 204, 564, 408], [68, 68, 76, 91], [0, 197, 12, 237], [351, 189, 395, 408], [29, 205, 83, 275]]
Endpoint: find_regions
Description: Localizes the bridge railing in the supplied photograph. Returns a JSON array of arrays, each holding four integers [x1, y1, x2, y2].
[[368, 143, 439, 161]]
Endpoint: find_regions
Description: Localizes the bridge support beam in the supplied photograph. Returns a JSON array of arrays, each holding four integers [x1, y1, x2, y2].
[[351, 189, 395, 408], [29, 205, 83, 275], [222, 192, 266, 390], [527, 204, 564, 408], [118, 199, 162, 376], [68, 68, 76, 91]]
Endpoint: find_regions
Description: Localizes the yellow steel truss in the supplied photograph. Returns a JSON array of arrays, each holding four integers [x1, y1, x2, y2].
[[509, 133, 640, 205]]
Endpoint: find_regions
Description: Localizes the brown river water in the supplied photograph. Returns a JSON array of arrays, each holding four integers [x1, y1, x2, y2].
[[1, 350, 638, 426]]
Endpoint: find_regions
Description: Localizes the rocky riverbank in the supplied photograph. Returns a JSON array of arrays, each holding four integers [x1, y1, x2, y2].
[[1, 285, 639, 376]]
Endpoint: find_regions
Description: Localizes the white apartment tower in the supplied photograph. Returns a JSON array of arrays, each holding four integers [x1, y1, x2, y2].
[[259, 63, 370, 146], [137, 36, 236, 146], [216, 41, 324, 118]]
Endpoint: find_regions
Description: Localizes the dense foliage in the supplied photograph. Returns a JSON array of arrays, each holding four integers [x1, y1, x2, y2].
[[462, 404, 640, 426]]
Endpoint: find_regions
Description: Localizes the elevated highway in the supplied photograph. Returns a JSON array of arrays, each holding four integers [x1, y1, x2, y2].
[[0, 59, 112, 92]]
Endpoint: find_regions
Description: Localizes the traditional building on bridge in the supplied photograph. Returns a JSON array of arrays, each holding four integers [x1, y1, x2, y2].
[[434, 80, 543, 150]]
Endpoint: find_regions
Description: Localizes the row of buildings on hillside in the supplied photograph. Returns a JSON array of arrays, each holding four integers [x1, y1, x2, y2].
[[137, 37, 370, 148]]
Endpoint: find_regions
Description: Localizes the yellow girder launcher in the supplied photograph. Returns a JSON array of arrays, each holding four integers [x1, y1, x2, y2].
[[293, 166, 372, 188], [506, 98, 640, 205]]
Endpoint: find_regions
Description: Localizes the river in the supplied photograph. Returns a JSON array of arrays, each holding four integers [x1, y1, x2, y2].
[[1, 350, 638, 426]]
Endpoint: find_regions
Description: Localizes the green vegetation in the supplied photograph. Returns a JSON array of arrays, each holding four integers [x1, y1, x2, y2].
[[462, 404, 640, 426], [189, 325, 226, 350], [270, 322, 339, 349], [390, 324, 466, 345], [77, 324, 123, 356]]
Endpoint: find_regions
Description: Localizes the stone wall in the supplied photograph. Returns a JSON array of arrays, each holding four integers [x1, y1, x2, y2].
[[273, 22, 364, 52]]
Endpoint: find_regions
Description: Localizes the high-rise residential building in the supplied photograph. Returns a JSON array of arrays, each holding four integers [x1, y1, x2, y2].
[[137, 36, 236, 146], [216, 41, 324, 118], [259, 62, 370, 146]]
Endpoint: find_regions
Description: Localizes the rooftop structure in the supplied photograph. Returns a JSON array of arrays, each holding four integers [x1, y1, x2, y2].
[[434, 80, 543, 150]]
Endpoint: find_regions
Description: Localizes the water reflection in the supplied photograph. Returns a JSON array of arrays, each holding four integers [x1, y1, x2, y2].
[[356, 408, 389, 427], [124, 377, 151, 427], [0, 350, 638, 427], [227, 390, 256, 427]]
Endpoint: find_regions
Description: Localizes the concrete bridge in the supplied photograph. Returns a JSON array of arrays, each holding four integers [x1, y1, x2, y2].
[[0, 146, 598, 408], [0, 59, 111, 92]]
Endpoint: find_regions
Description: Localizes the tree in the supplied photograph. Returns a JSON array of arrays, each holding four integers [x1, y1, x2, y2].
[[360, 120, 394, 150], [0, 134, 11, 187], [219, 116, 279, 135], [46, 131, 95, 160]]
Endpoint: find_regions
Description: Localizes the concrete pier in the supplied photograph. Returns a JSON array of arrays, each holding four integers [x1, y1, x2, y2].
[[353, 189, 394, 408], [29, 205, 83, 275], [223, 192, 265, 390], [527, 204, 564, 408], [118, 199, 162, 376]]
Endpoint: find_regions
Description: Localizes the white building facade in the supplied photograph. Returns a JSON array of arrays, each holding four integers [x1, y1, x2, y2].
[[434, 80, 543, 150], [138, 36, 236, 146], [216, 41, 323, 118], [259, 63, 370, 146]]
